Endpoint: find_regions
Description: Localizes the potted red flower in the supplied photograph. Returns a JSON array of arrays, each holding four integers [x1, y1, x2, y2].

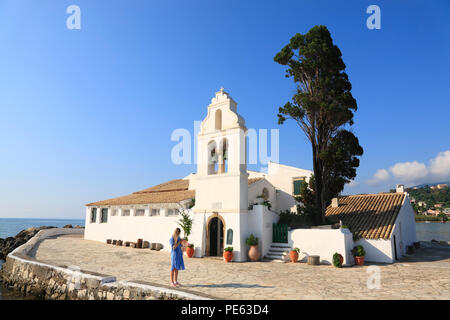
[[223, 246, 233, 262], [290, 248, 300, 263], [352, 245, 366, 266], [186, 243, 195, 258]]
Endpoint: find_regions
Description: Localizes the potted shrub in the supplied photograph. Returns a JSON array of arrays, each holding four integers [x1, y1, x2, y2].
[[186, 243, 195, 258], [290, 248, 300, 263], [263, 200, 272, 210], [333, 253, 343, 268], [246, 234, 260, 261], [223, 246, 233, 262], [177, 206, 193, 252], [352, 245, 366, 266], [255, 195, 264, 205]]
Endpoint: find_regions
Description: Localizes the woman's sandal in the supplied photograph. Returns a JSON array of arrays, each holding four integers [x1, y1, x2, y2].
[[175, 282, 182, 287], [170, 282, 177, 287]]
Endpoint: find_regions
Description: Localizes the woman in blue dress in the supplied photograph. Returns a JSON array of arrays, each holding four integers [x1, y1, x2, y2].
[[169, 227, 185, 287]]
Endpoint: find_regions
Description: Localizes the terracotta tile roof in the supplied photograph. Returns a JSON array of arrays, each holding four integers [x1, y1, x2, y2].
[[248, 177, 263, 185], [325, 193, 406, 240], [133, 179, 190, 194], [87, 177, 265, 206]]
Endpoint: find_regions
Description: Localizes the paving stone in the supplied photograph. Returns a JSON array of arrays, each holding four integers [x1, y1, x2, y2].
[[33, 235, 450, 300]]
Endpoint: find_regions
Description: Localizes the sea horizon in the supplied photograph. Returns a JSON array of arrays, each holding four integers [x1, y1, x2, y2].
[[0, 217, 85, 239]]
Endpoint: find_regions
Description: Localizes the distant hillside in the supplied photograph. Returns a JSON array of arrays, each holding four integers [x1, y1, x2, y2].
[[405, 184, 450, 213], [411, 181, 450, 189]]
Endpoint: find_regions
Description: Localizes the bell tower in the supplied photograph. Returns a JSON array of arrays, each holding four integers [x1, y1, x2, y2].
[[194, 88, 249, 212]]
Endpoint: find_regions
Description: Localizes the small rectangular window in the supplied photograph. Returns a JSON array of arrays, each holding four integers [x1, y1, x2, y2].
[[135, 209, 145, 216], [122, 209, 130, 216], [293, 178, 305, 196], [167, 209, 179, 216], [150, 209, 160, 216], [101, 208, 108, 223], [111, 209, 118, 216], [91, 208, 97, 223]]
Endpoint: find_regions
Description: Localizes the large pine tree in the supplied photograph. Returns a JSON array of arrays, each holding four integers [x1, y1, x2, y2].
[[274, 25, 363, 224]]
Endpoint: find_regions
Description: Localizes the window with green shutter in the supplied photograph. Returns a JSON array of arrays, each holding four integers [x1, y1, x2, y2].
[[101, 208, 108, 223], [91, 208, 97, 223], [293, 178, 305, 196]]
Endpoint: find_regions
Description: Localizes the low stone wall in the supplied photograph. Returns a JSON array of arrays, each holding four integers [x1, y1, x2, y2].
[[1, 228, 210, 300]]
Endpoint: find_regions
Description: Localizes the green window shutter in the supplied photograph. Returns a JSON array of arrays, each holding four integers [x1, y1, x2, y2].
[[101, 208, 108, 223], [91, 208, 97, 223], [293, 180, 302, 195]]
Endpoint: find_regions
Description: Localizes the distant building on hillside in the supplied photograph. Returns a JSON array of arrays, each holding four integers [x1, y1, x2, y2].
[[426, 209, 440, 216], [417, 201, 427, 207], [431, 184, 448, 190]]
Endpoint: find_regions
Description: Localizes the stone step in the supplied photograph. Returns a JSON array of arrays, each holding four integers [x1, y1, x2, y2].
[[264, 254, 288, 262], [268, 248, 289, 253], [265, 253, 287, 259], [270, 244, 291, 249]]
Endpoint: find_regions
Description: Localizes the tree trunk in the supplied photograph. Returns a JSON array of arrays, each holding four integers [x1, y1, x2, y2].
[[312, 143, 323, 225]]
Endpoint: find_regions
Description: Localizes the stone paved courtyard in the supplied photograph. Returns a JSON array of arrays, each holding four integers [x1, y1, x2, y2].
[[32, 235, 450, 300]]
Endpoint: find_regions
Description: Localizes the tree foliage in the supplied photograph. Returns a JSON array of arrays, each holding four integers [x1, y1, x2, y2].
[[274, 25, 363, 224]]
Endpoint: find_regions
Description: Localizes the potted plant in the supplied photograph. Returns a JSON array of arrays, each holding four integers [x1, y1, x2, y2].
[[186, 243, 195, 258], [263, 200, 272, 210], [333, 252, 343, 268], [255, 195, 264, 205], [223, 246, 233, 262], [177, 206, 193, 252], [246, 234, 260, 261], [290, 248, 300, 262], [352, 245, 366, 266]]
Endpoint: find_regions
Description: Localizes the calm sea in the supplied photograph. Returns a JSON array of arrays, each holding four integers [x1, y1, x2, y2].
[[0, 218, 84, 300]]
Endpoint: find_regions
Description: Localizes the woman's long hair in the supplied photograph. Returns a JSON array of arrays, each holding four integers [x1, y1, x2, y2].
[[173, 227, 181, 243]]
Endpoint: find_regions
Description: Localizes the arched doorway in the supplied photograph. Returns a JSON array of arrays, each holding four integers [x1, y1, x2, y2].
[[206, 215, 225, 256]]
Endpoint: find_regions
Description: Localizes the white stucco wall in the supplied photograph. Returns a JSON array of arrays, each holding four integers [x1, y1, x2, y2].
[[245, 205, 280, 258], [188, 205, 279, 262], [394, 195, 417, 256], [84, 206, 186, 252], [354, 195, 417, 264], [266, 162, 313, 213], [354, 238, 394, 263], [288, 228, 353, 266], [248, 179, 276, 210]]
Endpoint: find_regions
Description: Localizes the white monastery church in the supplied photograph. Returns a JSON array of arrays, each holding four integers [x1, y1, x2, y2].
[[85, 88, 416, 264]]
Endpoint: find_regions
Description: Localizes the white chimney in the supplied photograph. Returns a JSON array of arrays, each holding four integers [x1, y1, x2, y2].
[[396, 184, 405, 193], [332, 198, 339, 208]]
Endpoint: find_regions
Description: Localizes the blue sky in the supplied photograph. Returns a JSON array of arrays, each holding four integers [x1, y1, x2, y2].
[[0, 0, 449, 219]]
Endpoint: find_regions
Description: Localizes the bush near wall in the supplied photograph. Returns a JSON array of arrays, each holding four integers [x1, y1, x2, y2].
[[278, 210, 312, 228]]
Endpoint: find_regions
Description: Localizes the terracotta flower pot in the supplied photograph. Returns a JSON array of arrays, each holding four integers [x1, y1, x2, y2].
[[223, 251, 233, 262], [339, 254, 344, 265], [290, 251, 299, 263], [354, 256, 365, 266], [186, 246, 195, 258], [248, 245, 260, 262], [181, 239, 188, 253]]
